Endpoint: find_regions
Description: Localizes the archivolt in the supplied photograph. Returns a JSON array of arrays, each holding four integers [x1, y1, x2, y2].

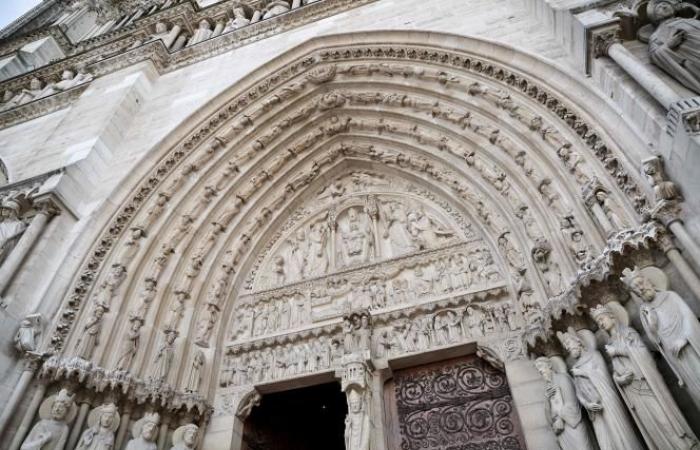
[[45, 31, 651, 405]]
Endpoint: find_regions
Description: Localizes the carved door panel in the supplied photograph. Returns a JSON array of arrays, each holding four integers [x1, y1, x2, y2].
[[385, 355, 525, 450]]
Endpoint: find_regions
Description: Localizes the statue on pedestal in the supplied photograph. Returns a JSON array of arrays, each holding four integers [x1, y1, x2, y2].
[[590, 303, 698, 449], [125, 413, 159, 450], [76, 403, 120, 450], [20, 389, 76, 450], [535, 356, 595, 450], [344, 388, 370, 450], [622, 266, 700, 410], [169, 424, 199, 450], [557, 328, 643, 450], [15, 313, 42, 355]]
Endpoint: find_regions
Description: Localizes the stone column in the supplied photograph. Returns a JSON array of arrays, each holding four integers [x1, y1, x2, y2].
[[0, 357, 41, 438], [370, 368, 390, 450], [114, 405, 133, 450], [505, 358, 559, 450], [157, 415, 171, 450], [668, 220, 700, 270], [163, 25, 182, 50], [7, 383, 47, 450], [658, 233, 700, 307], [67, 401, 91, 450], [593, 31, 681, 110], [201, 387, 260, 450], [0, 203, 57, 295]]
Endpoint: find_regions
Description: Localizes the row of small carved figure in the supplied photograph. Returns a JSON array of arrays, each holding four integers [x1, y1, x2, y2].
[[130, 0, 322, 54], [376, 303, 520, 357], [19, 389, 200, 449], [0, 69, 94, 113], [535, 269, 700, 450], [230, 250, 501, 342], [220, 336, 345, 387]]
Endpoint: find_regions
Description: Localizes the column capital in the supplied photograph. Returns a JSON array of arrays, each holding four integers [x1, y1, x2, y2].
[[592, 27, 622, 58], [657, 231, 679, 254]]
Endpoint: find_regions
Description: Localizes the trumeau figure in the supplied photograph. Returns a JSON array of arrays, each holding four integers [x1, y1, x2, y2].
[[344, 389, 370, 450], [14, 313, 42, 354], [169, 424, 199, 450], [535, 356, 595, 450], [622, 266, 700, 410], [641, 0, 700, 94], [125, 413, 159, 450], [557, 328, 643, 450], [76, 403, 120, 450], [20, 389, 76, 450], [590, 303, 699, 449]]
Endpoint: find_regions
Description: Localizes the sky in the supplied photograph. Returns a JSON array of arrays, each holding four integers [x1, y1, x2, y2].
[[0, 0, 43, 30]]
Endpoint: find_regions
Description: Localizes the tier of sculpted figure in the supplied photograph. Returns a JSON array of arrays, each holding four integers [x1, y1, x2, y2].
[[594, 190, 627, 231], [344, 389, 370, 450], [195, 303, 218, 347], [622, 267, 700, 410], [185, 350, 205, 393], [125, 413, 159, 450], [560, 217, 593, 269], [532, 239, 566, 296], [223, 7, 251, 32], [76, 403, 120, 450], [149, 330, 178, 384], [535, 357, 595, 450], [37, 69, 93, 98], [114, 314, 143, 371], [169, 424, 199, 450], [640, 0, 700, 94], [75, 303, 107, 360], [498, 231, 526, 274], [15, 313, 42, 354], [20, 389, 76, 450], [0, 78, 44, 111], [557, 328, 643, 450], [590, 303, 699, 449], [0, 196, 27, 263], [187, 20, 213, 46], [91, 263, 127, 308]]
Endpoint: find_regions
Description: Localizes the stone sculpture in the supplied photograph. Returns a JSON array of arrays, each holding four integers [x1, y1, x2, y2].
[[590, 303, 699, 449], [20, 389, 76, 450], [75, 303, 108, 360], [535, 356, 595, 450], [185, 350, 205, 393], [223, 7, 251, 32], [149, 329, 178, 384], [0, 196, 27, 263], [263, 1, 290, 20], [531, 239, 565, 296], [344, 388, 370, 450], [169, 424, 199, 450], [115, 313, 143, 371], [75, 403, 120, 450], [557, 328, 643, 450], [642, 0, 700, 94], [622, 266, 700, 410], [125, 413, 159, 450], [14, 313, 42, 354]]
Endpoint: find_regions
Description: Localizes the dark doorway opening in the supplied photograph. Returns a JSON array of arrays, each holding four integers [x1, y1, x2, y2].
[[242, 381, 348, 450]]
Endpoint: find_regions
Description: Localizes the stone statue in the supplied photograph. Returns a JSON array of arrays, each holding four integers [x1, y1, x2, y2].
[[115, 314, 143, 371], [531, 239, 565, 296], [340, 208, 373, 266], [305, 221, 329, 277], [185, 349, 205, 393], [91, 263, 127, 308], [75, 303, 108, 360], [223, 7, 251, 32], [643, 0, 700, 94], [594, 190, 627, 230], [344, 388, 370, 450], [263, 1, 290, 20], [76, 403, 120, 450], [557, 328, 643, 450], [20, 389, 76, 450], [382, 201, 416, 257], [149, 330, 178, 384], [535, 356, 595, 450], [0, 196, 27, 263], [590, 303, 699, 449], [125, 413, 159, 450], [406, 209, 453, 249], [15, 313, 42, 354], [622, 266, 700, 410], [187, 20, 213, 46], [169, 424, 199, 450], [497, 231, 525, 274]]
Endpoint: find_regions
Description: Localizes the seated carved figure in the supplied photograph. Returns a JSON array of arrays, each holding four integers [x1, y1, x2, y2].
[[642, 0, 700, 94]]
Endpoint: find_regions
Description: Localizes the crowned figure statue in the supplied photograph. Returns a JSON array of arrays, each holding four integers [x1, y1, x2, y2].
[[21, 389, 76, 450], [169, 424, 199, 450], [75, 403, 120, 450], [125, 413, 159, 450]]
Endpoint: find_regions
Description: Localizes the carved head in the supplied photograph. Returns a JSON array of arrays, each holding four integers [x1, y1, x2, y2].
[[556, 329, 584, 358], [51, 389, 74, 420], [348, 389, 364, 414], [590, 304, 615, 331], [621, 267, 657, 302], [98, 403, 117, 429], [594, 190, 608, 202], [534, 357, 553, 380], [199, 19, 211, 30], [648, 0, 676, 23], [141, 413, 160, 441], [182, 424, 199, 446]]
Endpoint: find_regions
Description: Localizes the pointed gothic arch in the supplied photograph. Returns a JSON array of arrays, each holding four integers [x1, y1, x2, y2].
[[38, 30, 654, 447]]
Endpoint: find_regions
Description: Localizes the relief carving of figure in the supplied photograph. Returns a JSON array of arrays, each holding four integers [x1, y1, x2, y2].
[[149, 330, 178, 384], [91, 263, 127, 308], [125, 413, 159, 450], [381, 201, 416, 257], [406, 209, 453, 250], [169, 424, 199, 450], [185, 350, 205, 393], [15, 313, 41, 355], [305, 221, 329, 277], [223, 7, 251, 33], [75, 304, 108, 360], [642, 0, 700, 94], [75, 403, 120, 450], [0, 196, 27, 263], [594, 190, 627, 231], [339, 208, 373, 266], [344, 389, 370, 450], [535, 357, 595, 450], [591, 303, 699, 449], [532, 239, 566, 296], [287, 229, 307, 281], [20, 389, 76, 450], [557, 328, 643, 450], [622, 267, 700, 410], [115, 314, 143, 371]]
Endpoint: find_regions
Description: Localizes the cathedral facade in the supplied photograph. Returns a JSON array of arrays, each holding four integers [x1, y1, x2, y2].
[[0, 0, 699, 449]]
